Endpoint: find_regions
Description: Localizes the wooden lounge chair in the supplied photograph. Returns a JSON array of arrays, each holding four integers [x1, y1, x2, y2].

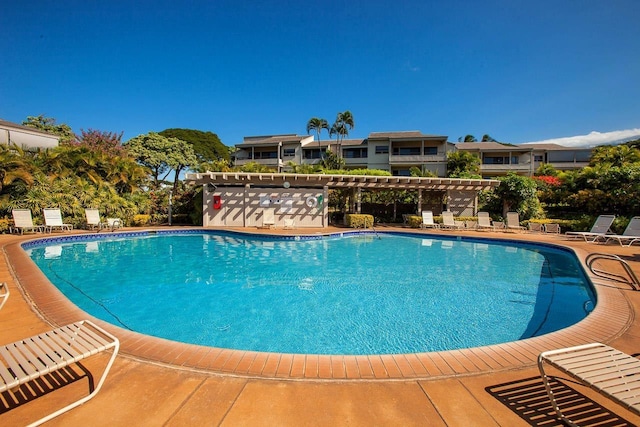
[[43, 208, 73, 233], [11, 209, 43, 234], [603, 216, 640, 247], [565, 214, 615, 242], [0, 282, 8, 311], [0, 320, 119, 426], [420, 211, 440, 229], [538, 343, 640, 426]]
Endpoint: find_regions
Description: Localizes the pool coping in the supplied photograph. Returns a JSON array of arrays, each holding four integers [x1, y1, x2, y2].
[[4, 228, 635, 381]]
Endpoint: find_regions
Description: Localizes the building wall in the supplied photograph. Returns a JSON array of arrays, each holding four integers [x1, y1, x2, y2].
[[0, 126, 59, 149], [203, 185, 328, 228]]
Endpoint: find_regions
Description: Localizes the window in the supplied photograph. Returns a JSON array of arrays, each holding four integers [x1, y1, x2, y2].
[[254, 151, 278, 159], [392, 169, 411, 176], [303, 149, 322, 159], [343, 148, 367, 158], [423, 147, 438, 155], [483, 156, 505, 165], [534, 155, 544, 162], [392, 147, 421, 156], [375, 145, 389, 154], [283, 148, 295, 157]]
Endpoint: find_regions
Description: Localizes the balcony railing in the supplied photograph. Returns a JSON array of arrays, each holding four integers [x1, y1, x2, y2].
[[389, 154, 446, 164]]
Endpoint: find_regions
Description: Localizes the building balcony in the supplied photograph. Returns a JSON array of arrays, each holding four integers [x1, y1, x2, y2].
[[235, 158, 282, 167], [388, 154, 447, 164], [480, 163, 532, 172]]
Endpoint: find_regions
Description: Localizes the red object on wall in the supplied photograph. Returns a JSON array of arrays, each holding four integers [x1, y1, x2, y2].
[[213, 195, 222, 209]]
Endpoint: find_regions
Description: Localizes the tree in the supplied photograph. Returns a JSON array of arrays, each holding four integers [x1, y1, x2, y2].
[[73, 129, 125, 156], [487, 172, 542, 219], [446, 151, 481, 178], [125, 132, 197, 191], [0, 144, 34, 194], [329, 111, 354, 158], [458, 135, 477, 142], [306, 118, 329, 161], [22, 115, 74, 144], [481, 134, 497, 142], [589, 144, 640, 167], [159, 128, 230, 162]]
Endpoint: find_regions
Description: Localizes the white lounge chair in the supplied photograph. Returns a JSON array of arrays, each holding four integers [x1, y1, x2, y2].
[[11, 209, 43, 234], [476, 212, 495, 231], [538, 343, 640, 426], [565, 214, 615, 242], [260, 209, 275, 229], [43, 208, 73, 233], [283, 218, 295, 229], [0, 320, 119, 426], [603, 216, 640, 247], [441, 211, 465, 230], [420, 211, 440, 229], [0, 282, 8, 311], [85, 208, 108, 231], [506, 212, 526, 232]]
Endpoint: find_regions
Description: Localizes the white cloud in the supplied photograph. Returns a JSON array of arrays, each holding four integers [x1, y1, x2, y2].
[[522, 128, 640, 148]]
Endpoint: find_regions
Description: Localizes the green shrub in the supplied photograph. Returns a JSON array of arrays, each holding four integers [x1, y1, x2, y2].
[[345, 214, 374, 228], [132, 214, 150, 226], [0, 218, 10, 234]]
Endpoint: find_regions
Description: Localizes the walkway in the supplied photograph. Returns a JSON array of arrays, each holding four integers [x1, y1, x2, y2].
[[1, 226, 640, 426]]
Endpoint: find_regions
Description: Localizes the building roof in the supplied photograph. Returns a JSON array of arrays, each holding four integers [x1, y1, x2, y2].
[[186, 172, 499, 192], [522, 143, 593, 151], [236, 134, 313, 147], [0, 119, 61, 138], [369, 131, 447, 140], [455, 142, 533, 151]]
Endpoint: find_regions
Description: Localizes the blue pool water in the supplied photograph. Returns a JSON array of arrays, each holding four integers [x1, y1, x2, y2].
[[25, 231, 595, 355]]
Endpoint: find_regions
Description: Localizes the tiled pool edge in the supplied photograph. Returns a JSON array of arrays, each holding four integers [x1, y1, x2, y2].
[[4, 231, 635, 381]]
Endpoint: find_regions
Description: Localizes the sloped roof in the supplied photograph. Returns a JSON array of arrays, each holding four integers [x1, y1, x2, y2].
[[369, 131, 447, 140], [456, 142, 533, 151], [237, 134, 313, 147]]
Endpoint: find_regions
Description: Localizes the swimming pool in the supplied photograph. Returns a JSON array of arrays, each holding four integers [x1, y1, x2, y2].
[[24, 230, 595, 355]]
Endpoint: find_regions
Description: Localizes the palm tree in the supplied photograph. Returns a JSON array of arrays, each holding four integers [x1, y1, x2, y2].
[[330, 111, 355, 159], [306, 118, 329, 161]]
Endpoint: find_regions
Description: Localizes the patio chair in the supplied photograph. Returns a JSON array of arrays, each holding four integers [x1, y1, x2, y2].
[[506, 212, 526, 232], [85, 208, 108, 231], [544, 223, 561, 234], [0, 320, 119, 426], [441, 211, 465, 230], [43, 208, 73, 233], [11, 209, 43, 234], [603, 216, 640, 247], [260, 209, 275, 229], [420, 211, 440, 229], [528, 222, 543, 233], [283, 218, 295, 229], [0, 282, 8, 311], [538, 343, 640, 426], [565, 214, 615, 242], [476, 212, 495, 231]]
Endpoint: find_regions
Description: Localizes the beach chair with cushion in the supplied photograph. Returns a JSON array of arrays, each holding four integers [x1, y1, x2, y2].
[[43, 208, 73, 233], [0, 320, 119, 426], [420, 211, 440, 229], [476, 212, 495, 231], [441, 211, 465, 230], [538, 343, 640, 426], [565, 214, 615, 242], [0, 282, 8, 311], [603, 216, 640, 247], [11, 209, 43, 234], [506, 212, 526, 232], [85, 208, 108, 231]]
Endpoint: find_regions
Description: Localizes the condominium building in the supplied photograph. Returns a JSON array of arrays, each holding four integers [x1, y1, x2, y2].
[[233, 131, 592, 178]]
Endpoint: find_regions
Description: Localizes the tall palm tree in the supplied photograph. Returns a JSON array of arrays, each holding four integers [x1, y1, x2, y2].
[[306, 117, 329, 161], [330, 111, 355, 159]]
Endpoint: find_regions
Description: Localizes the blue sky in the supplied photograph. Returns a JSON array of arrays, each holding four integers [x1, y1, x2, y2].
[[1, 0, 639, 147]]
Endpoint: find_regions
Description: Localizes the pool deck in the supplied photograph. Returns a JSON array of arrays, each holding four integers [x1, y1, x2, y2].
[[2, 225, 640, 426]]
